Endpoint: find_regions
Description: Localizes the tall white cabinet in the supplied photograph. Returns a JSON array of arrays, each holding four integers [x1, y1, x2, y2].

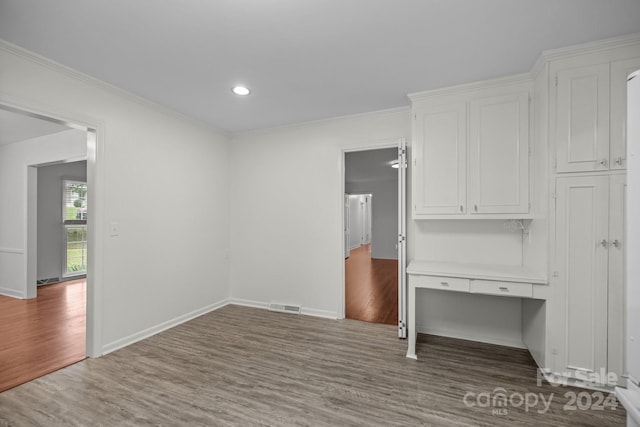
[[553, 173, 626, 382], [410, 77, 531, 219], [545, 40, 640, 386]]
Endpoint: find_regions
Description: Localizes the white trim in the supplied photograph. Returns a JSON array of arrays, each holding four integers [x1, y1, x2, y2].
[[0, 287, 25, 299], [102, 298, 231, 355], [228, 298, 339, 319], [408, 73, 532, 102], [416, 326, 527, 350], [340, 138, 405, 322], [0, 248, 24, 254], [531, 32, 640, 77], [228, 298, 270, 310], [0, 40, 229, 138], [234, 106, 410, 137]]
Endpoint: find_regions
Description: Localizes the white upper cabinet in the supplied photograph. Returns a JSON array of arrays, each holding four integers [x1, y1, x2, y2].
[[554, 64, 610, 172], [468, 92, 529, 214], [553, 54, 640, 173], [410, 78, 531, 219], [611, 57, 640, 170], [413, 101, 466, 215]]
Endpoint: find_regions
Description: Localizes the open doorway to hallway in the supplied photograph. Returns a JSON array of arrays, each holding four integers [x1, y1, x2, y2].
[[344, 148, 399, 326], [0, 107, 89, 391]]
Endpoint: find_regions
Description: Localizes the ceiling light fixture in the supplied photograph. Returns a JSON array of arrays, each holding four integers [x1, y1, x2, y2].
[[232, 86, 251, 96]]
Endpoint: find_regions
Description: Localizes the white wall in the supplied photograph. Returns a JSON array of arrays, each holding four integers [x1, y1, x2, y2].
[[37, 160, 87, 281], [229, 109, 410, 318], [230, 106, 533, 346], [1, 42, 231, 354], [347, 194, 365, 249], [347, 180, 398, 259], [0, 129, 87, 297]]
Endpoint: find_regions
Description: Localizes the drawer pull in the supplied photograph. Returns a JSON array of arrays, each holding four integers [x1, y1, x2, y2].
[[440, 282, 449, 287], [499, 286, 509, 292]]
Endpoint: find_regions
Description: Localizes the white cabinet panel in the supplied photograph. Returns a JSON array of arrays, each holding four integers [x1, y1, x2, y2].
[[469, 92, 529, 214], [611, 58, 640, 170], [409, 274, 470, 292], [555, 175, 609, 375], [470, 279, 532, 298], [555, 64, 610, 172], [608, 173, 627, 381], [411, 78, 531, 219], [413, 102, 466, 215]]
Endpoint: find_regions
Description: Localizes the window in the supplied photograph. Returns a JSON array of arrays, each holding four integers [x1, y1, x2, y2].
[[63, 180, 87, 276]]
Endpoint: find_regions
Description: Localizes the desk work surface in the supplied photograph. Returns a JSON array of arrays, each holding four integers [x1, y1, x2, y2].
[[407, 260, 547, 285]]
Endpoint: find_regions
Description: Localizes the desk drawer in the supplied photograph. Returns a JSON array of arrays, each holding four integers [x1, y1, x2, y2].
[[470, 280, 533, 298], [410, 275, 470, 292]]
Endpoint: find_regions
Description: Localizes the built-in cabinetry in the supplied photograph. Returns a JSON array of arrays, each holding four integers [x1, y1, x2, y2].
[[545, 42, 640, 386], [406, 261, 546, 360], [410, 77, 531, 219], [553, 173, 626, 384], [553, 57, 640, 173]]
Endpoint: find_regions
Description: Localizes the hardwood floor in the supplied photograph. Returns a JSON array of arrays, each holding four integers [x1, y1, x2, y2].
[[0, 279, 86, 393], [345, 244, 398, 325], [0, 304, 625, 426]]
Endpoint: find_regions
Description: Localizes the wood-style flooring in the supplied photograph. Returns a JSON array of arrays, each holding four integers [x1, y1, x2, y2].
[[0, 304, 625, 426], [0, 279, 86, 393], [345, 244, 398, 325]]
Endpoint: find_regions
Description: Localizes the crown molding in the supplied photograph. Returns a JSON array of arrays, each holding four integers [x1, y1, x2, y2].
[[531, 32, 640, 77], [233, 105, 410, 137], [0, 39, 231, 138], [408, 73, 532, 102]]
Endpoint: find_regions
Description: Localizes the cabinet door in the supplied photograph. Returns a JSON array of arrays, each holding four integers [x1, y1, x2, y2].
[[610, 58, 640, 170], [608, 173, 626, 383], [555, 64, 610, 172], [468, 92, 529, 214], [555, 175, 609, 377], [413, 102, 466, 215]]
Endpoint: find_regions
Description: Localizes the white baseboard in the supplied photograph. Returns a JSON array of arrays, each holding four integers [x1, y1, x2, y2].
[[229, 298, 338, 320], [418, 326, 527, 349], [102, 298, 231, 355], [0, 286, 25, 299]]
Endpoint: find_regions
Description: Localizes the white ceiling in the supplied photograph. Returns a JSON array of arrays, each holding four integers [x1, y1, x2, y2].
[[1, 0, 640, 133], [0, 108, 71, 146], [345, 148, 398, 185]]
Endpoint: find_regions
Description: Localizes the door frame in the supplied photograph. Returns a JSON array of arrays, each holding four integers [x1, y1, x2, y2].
[[0, 99, 105, 358], [339, 138, 407, 336]]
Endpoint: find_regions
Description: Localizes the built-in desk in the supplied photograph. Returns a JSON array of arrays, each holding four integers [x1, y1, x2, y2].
[[406, 260, 547, 359]]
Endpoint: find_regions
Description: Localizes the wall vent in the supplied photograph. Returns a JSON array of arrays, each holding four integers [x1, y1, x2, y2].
[[37, 277, 60, 286], [268, 303, 301, 314]]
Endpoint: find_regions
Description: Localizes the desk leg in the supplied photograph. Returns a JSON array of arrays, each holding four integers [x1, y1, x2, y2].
[[406, 282, 417, 359]]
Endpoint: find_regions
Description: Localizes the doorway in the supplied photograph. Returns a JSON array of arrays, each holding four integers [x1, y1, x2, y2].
[[0, 104, 96, 390], [343, 143, 406, 332]]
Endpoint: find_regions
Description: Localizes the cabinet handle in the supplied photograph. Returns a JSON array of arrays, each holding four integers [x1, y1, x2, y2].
[[459, 205, 463, 212], [440, 282, 449, 287], [615, 157, 623, 166], [499, 287, 509, 292], [599, 158, 607, 167], [474, 204, 478, 212], [611, 239, 621, 248], [599, 239, 608, 248]]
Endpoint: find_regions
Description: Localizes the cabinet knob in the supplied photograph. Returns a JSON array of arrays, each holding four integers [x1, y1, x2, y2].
[[599, 158, 608, 167], [611, 239, 621, 248], [599, 239, 608, 248]]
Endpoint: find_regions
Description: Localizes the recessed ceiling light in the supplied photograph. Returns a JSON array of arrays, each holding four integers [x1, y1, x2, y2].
[[232, 86, 251, 96]]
